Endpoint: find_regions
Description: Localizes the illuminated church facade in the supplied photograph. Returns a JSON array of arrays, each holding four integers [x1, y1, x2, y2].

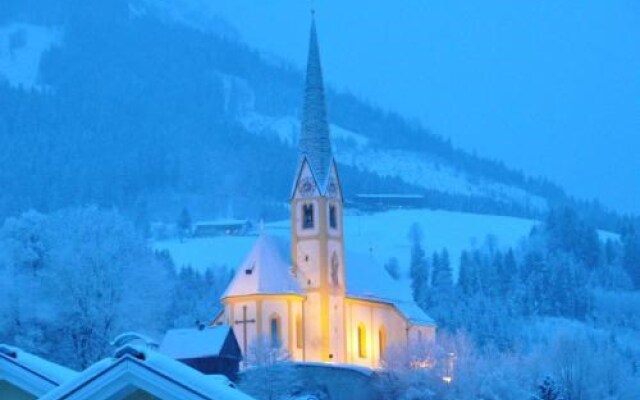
[[214, 17, 435, 368]]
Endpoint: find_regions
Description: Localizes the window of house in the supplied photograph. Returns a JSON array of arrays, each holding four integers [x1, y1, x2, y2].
[[379, 326, 387, 359], [358, 323, 367, 358], [296, 315, 303, 349], [270, 315, 281, 348], [302, 204, 314, 229], [329, 204, 337, 229]]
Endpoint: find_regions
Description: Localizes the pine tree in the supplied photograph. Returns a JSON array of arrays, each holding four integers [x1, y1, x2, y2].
[[430, 249, 454, 324], [532, 376, 564, 400], [177, 207, 192, 241], [457, 251, 478, 297], [621, 222, 640, 289], [408, 223, 429, 309]]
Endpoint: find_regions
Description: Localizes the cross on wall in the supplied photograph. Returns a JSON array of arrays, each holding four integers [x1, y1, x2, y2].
[[234, 305, 256, 357]]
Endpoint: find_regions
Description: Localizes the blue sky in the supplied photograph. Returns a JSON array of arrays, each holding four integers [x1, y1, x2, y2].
[[209, 1, 640, 215]]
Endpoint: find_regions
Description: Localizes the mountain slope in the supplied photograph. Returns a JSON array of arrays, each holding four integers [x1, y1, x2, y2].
[[0, 0, 622, 228]]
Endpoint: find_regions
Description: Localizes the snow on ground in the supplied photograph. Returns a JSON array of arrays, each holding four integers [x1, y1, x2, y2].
[[0, 23, 62, 90], [155, 208, 538, 279], [154, 235, 257, 271]]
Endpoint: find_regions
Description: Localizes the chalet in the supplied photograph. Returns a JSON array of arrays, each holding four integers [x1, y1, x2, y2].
[[39, 345, 254, 400], [349, 193, 427, 211], [0, 344, 77, 400], [193, 219, 252, 237], [159, 325, 242, 381]]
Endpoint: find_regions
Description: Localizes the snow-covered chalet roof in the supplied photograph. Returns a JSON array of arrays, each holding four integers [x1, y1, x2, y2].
[[222, 234, 302, 298], [39, 345, 255, 400], [0, 344, 77, 397], [160, 325, 236, 360]]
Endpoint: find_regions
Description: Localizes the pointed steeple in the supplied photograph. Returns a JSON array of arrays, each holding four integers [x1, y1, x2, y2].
[[299, 14, 333, 187]]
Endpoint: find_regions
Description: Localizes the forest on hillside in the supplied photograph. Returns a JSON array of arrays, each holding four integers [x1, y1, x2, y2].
[[2, 0, 628, 231], [1, 205, 639, 399]]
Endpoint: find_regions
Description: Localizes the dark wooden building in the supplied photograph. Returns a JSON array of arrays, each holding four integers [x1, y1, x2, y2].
[[159, 325, 242, 381]]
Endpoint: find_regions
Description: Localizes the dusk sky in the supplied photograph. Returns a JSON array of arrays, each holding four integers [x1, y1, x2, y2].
[[209, 0, 640, 215]]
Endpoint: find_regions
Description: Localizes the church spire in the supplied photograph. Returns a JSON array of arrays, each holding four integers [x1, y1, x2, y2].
[[299, 14, 333, 187]]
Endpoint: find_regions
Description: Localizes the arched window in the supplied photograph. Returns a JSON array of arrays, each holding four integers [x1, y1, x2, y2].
[[270, 315, 281, 348], [302, 204, 314, 229], [357, 323, 367, 358], [329, 204, 338, 229], [379, 326, 387, 359], [296, 314, 303, 349]]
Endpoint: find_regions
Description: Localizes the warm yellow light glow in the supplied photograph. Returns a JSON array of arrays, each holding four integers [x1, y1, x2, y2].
[[410, 360, 434, 369]]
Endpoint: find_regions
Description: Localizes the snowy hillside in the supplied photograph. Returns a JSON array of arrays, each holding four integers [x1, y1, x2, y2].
[[154, 208, 539, 278], [0, 23, 62, 90], [241, 111, 548, 210]]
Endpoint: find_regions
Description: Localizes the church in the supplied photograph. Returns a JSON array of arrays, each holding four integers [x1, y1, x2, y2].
[[213, 17, 436, 368]]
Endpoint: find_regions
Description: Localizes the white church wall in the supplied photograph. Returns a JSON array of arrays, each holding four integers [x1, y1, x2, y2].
[[296, 240, 321, 288], [302, 292, 323, 361], [345, 299, 407, 368], [329, 295, 345, 362]]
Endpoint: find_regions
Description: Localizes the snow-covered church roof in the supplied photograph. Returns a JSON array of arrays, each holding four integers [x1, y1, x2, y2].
[[222, 234, 302, 298], [219, 233, 434, 326], [40, 345, 255, 400], [0, 344, 78, 397], [344, 251, 435, 326]]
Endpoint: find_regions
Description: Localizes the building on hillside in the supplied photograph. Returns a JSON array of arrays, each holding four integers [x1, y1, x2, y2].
[[193, 219, 252, 237], [213, 15, 436, 368], [39, 345, 255, 400], [0, 344, 77, 400], [160, 325, 242, 381], [349, 193, 427, 211]]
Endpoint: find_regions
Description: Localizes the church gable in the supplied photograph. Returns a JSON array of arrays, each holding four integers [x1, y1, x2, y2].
[[292, 158, 321, 199], [325, 159, 343, 200]]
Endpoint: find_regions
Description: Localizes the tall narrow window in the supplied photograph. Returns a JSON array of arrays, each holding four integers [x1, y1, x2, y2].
[[379, 326, 387, 359], [357, 323, 367, 358], [302, 204, 314, 229], [270, 315, 281, 348], [329, 204, 337, 229], [296, 315, 303, 349], [417, 329, 423, 343]]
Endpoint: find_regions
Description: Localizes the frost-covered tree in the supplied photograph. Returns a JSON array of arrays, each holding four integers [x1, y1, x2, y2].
[[621, 221, 640, 289], [429, 249, 454, 323], [167, 264, 232, 328], [0, 207, 172, 368], [532, 376, 564, 400], [238, 335, 297, 400], [408, 223, 429, 309]]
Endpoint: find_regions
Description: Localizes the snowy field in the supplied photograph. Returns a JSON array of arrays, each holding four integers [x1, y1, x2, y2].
[[0, 23, 62, 90], [154, 208, 540, 279]]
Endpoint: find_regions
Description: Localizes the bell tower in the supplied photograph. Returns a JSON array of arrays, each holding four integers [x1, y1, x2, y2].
[[291, 14, 346, 363]]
